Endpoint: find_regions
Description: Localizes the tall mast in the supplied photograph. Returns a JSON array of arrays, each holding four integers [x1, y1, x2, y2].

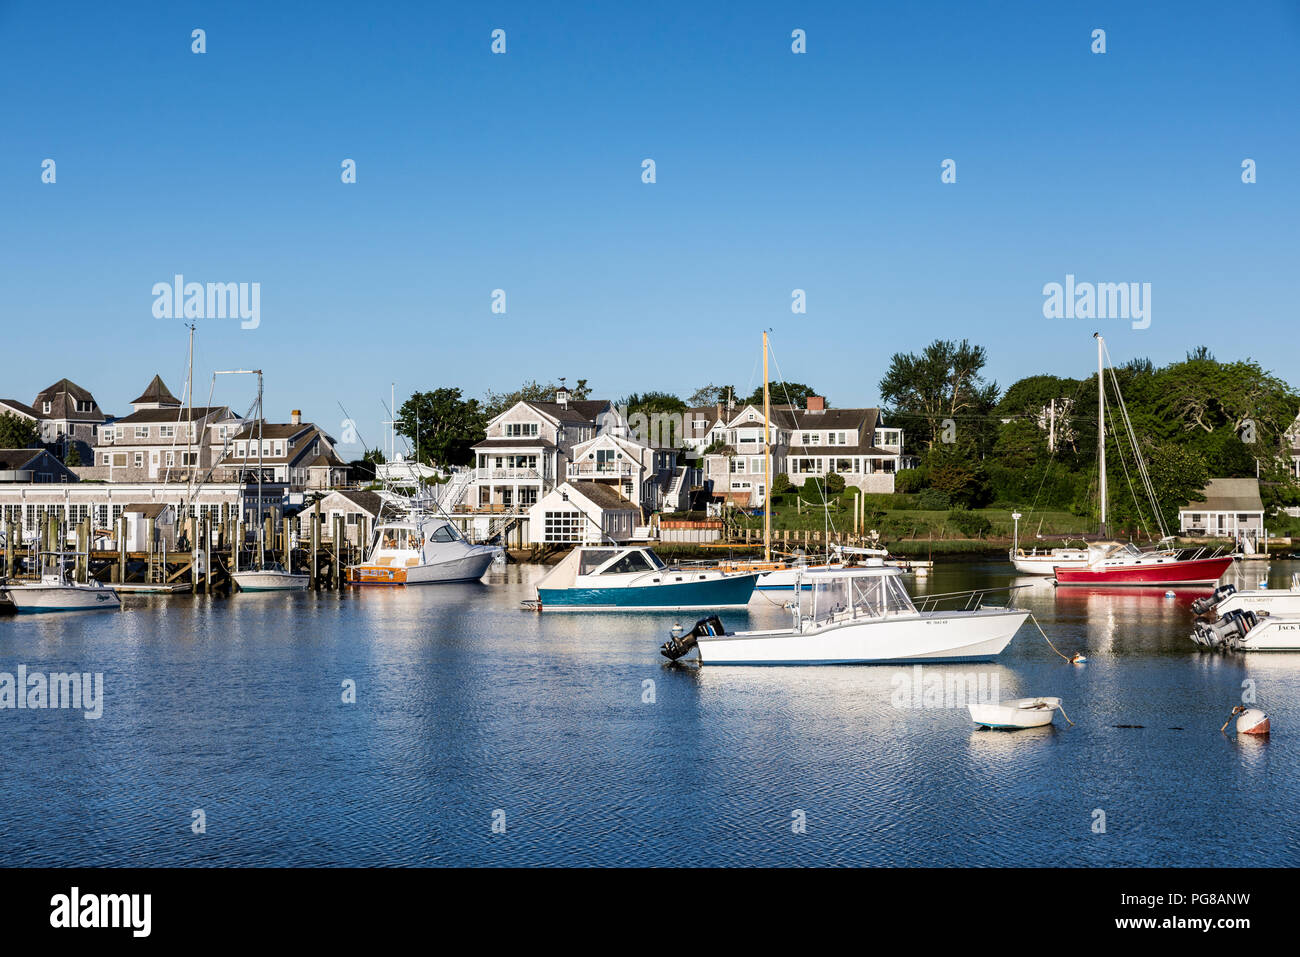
[[185, 323, 196, 561], [257, 371, 264, 569], [762, 331, 772, 563], [1095, 333, 1107, 536]]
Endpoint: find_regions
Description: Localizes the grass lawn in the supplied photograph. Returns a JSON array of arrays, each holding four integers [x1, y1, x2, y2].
[[727, 498, 1093, 541]]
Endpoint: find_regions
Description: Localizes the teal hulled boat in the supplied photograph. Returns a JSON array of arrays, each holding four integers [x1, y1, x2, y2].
[[533, 546, 759, 611]]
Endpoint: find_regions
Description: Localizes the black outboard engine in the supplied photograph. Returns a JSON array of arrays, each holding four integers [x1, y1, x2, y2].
[[1192, 583, 1237, 616], [1193, 608, 1257, 650], [660, 615, 726, 661]]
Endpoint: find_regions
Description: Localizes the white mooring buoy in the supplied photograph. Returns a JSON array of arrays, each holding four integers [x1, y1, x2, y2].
[[1222, 705, 1271, 736]]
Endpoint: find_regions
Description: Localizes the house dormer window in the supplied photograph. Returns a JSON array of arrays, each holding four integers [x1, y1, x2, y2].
[[505, 423, 539, 438], [76, 400, 93, 413], [42, 401, 51, 414]]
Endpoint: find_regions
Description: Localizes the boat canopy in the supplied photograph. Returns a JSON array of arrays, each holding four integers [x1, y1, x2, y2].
[[806, 567, 917, 623], [375, 519, 464, 551], [537, 546, 668, 589]]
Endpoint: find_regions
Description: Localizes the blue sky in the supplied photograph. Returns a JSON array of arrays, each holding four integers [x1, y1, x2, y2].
[[3, 1, 1297, 458]]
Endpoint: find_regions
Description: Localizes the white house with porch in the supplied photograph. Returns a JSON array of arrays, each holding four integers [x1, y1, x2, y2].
[[1179, 478, 1267, 550], [702, 397, 905, 507]]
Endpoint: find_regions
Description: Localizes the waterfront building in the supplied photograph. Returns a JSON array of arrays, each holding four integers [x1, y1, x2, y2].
[[702, 396, 906, 507], [28, 378, 107, 463], [526, 481, 640, 544], [1178, 478, 1266, 549]]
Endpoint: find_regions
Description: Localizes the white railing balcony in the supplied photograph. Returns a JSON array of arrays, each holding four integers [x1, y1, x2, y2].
[[476, 468, 545, 481], [567, 463, 636, 479]]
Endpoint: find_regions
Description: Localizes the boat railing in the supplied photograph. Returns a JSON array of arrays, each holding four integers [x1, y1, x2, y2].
[[912, 584, 1031, 613]]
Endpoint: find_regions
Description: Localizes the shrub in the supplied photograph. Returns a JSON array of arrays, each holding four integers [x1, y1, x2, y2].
[[823, 472, 846, 493], [895, 467, 927, 494], [947, 508, 992, 538], [916, 488, 951, 510]]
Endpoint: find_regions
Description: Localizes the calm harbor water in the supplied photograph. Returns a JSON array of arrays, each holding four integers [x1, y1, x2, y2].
[[2, 558, 1298, 867]]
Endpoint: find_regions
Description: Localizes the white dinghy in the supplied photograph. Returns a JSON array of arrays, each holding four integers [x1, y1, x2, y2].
[[969, 697, 1063, 729]]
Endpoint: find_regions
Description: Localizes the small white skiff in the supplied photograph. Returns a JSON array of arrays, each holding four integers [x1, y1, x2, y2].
[[969, 697, 1063, 729]]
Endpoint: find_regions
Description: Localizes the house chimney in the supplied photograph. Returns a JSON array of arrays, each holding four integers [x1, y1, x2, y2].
[[291, 409, 301, 425], [806, 396, 825, 412]]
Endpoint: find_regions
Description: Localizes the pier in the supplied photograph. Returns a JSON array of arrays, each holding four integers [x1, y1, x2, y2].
[[2, 505, 365, 593]]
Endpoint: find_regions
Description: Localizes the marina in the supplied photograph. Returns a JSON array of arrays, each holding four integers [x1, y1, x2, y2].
[[3, 556, 1299, 867]]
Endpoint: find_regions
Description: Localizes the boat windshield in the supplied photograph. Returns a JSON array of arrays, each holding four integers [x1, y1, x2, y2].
[[578, 549, 620, 574], [810, 573, 916, 623], [428, 522, 461, 543], [601, 550, 656, 575], [644, 550, 666, 570], [379, 527, 410, 549]]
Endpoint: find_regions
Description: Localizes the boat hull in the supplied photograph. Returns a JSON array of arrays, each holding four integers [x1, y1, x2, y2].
[[1234, 618, 1300, 651], [969, 697, 1061, 729], [695, 608, 1028, 664], [538, 572, 758, 611], [1215, 592, 1300, 618], [1011, 552, 1089, 575], [232, 571, 310, 592], [8, 584, 121, 613], [1054, 555, 1233, 586], [348, 549, 498, 585]]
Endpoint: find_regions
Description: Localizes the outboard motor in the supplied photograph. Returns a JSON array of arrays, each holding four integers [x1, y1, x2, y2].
[[660, 615, 726, 661], [1192, 583, 1237, 616], [1193, 609, 1257, 651]]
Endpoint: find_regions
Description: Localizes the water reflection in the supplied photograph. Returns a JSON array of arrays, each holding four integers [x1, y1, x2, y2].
[[0, 558, 1295, 866]]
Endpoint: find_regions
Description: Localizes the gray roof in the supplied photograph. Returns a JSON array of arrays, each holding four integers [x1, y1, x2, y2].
[[111, 406, 228, 425], [526, 399, 609, 425], [1183, 478, 1264, 513], [32, 378, 105, 422], [0, 448, 44, 470], [333, 489, 384, 515], [131, 375, 181, 406], [0, 399, 38, 419], [569, 481, 638, 511], [473, 436, 558, 450]]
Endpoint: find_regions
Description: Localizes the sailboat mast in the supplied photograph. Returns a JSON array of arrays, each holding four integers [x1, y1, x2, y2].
[[185, 324, 196, 560], [1095, 333, 1107, 536], [257, 371, 264, 568], [762, 331, 772, 564]]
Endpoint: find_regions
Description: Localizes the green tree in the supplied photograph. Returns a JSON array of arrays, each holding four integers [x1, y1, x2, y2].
[[396, 388, 486, 467], [0, 412, 38, 449], [483, 378, 591, 418], [879, 339, 999, 454], [64, 444, 82, 466], [740, 381, 823, 409], [770, 472, 793, 495]]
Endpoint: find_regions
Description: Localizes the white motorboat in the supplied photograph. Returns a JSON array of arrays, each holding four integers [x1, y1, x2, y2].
[[1010, 546, 1091, 576], [1192, 576, 1300, 619], [660, 561, 1028, 665], [1192, 610, 1300, 651], [232, 562, 309, 592], [348, 516, 500, 585], [969, 697, 1063, 729], [6, 567, 121, 614]]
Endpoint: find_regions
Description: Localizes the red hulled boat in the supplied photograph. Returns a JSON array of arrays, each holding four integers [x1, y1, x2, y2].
[[1053, 544, 1234, 586]]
